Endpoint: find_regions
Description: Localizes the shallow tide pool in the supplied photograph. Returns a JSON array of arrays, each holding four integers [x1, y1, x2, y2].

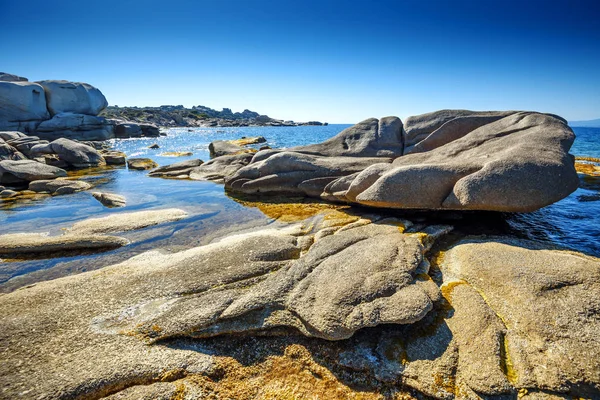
[[1, 124, 599, 292]]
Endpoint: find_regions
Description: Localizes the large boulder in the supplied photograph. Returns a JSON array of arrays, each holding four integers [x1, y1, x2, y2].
[[208, 140, 251, 158], [29, 179, 92, 195], [253, 116, 403, 162], [0, 160, 66, 184], [225, 111, 579, 212], [36, 80, 108, 116], [0, 81, 50, 132], [34, 112, 113, 141], [113, 121, 160, 138], [32, 138, 106, 168]]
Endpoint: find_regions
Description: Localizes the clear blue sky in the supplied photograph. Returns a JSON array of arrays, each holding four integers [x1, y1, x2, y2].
[[2, 0, 599, 123]]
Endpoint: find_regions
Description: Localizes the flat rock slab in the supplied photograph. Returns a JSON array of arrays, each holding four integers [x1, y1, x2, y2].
[[0, 232, 128, 256], [0, 159, 67, 183], [68, 208, 188, 234], [437, 238, 600, 395], [0, 218, 443, 398]]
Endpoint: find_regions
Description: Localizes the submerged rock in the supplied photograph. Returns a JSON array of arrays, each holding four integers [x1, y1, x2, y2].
[[92, 192, 126, 208], [127, 158, 158, 170], [67, 208, 188, 234], [0, 232, 128, 257], [224, 111, 579, 212]]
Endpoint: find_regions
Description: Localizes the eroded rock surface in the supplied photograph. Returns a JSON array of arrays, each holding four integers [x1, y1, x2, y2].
[[439, 238, 600, 396], [29, 178, 92, 195], [68, 208, 188, 234], [148, 158, 203, 179], [92, 192, 127, 207], [223, 111, 578, 212]]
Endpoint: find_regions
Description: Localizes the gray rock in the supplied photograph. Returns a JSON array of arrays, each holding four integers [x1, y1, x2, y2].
[[329, 112, 578, 212], [35, 112, 113, 141], [226, 151, 392, 197], [67, 208, 188, 234], [436, 237, 600, 395], [403, 109, 516, 148], [0, 160, 67, 184], [48, 138, 106, 168], [101, 150, 127, 165], [0, 189, 18, 198], [0, 131, 27, 141], [208, 140, 250, 158], [29, 179, 92, 195], [0, 72, 28, 82], [36, 80, 108, 116], [0, 139, 27, 161], [253, 116, 403, 162], [189, 153, 254, 183], [127, 158, 158, 170], [0, 81, 50, 132], [114, 122, 142, 138], [148, 158, 204, 178], [92, 192, 126, 207], [5, 135, 49, 157], [0, 232, 128, 256]]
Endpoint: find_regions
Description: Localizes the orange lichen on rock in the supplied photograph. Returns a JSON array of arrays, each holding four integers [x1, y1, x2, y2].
[[234, 196, 354, 223], [179, 344, 415, 400], [575, 162, 600, 176]]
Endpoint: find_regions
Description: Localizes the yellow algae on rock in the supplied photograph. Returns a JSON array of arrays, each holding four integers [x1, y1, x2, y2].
[[575, 162, 600, 176], [228, 136, 266, 146], [232, 195, 355, 223], [160, 152, 193, 157]]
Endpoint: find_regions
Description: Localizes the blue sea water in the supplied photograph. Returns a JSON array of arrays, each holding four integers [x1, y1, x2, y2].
[[0, 124, 599, 291]]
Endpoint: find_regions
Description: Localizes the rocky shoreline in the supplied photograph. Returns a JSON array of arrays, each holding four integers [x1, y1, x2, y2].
[[1, 72, 600, 399], [100, 105, 328, 128]]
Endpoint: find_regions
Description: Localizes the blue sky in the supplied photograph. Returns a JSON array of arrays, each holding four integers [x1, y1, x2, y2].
[[2, 0, 599, 123]]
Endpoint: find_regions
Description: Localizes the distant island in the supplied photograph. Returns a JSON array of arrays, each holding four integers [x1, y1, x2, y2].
[[100, 105, 328, 128], [569, 118, 600, 128]]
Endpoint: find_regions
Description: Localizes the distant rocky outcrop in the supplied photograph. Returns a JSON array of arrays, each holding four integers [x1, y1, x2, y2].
[[100, 105, 327, 128], [213, 110, 579, 212], [0, 73, 160, 140]]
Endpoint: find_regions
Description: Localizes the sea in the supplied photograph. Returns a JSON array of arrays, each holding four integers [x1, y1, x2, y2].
[[1, 124, 599, 292]]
